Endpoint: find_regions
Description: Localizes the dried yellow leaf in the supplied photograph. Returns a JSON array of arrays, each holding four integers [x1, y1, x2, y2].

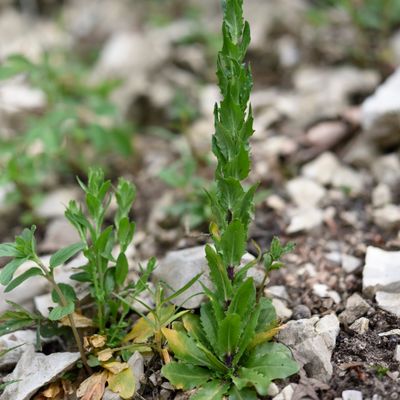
[[123, 316, 154, 343], [60, 312, 94, 328], [41, 382, 61, 398], [77, 371, 107, 400], [107, 367, 136, 399], [87, 334, 107, 349], [97, 348, 114, 362], [102, 361, 129, 374]]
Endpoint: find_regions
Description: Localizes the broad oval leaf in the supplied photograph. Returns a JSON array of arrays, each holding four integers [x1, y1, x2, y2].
[[191, 380, 230, 400], [161, 362, 211, 390], [48, 302, 75, 321], [0, 243, 19, 258], [162, 328, 212, 368]]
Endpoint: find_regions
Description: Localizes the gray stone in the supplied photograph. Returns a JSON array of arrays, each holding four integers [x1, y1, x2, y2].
[[286, 207, 324, 234], [0, 330, 37, 371], [40, 218, 81, 252], [372, 154, 400, 187], [153, 245, 254, 309], [342, 390, 363, 400], [376, 291, 400, 317], [128, 351, 144, 391], [361, 68, 400, 149], [266, 285, 290, 301], [373, 204, 400, 229], [267, 382, 280, 397], [277, 314, 339, 383], [272, 383, 297, 400], [0, 345, 79, 400], [363, 246, 400, 295], [292, 304, 311, 320], [394, 345, 400, 362], [286, 177, 326, 207], [339, 293, 371, 325], [313, 283, 341, 304], [302, 152, 340, 186], [372, 184, 392, 208], [272, 298, 292, 321], [331, 166, 364, 194], [349, 317, 369, 335], [341, 254, 362, 274], [35, 187, 80, 219]]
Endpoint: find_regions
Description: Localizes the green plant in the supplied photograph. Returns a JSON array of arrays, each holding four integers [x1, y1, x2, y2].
[[0, 226, 90, 371], [120, 272, 201, 359], [161, 0, 298, 398], [0, 52, 133, 217], [0, 168, 140, 372]]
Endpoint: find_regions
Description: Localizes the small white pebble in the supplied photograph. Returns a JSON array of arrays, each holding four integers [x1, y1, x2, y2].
[[342, 390, 363, 400]]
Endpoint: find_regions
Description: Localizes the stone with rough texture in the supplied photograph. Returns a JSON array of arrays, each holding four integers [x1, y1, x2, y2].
[[349, 317, 369, 335], [272, 298, 292, 321], [376, 291, 400, 317], [272, 383, 297, 400], [339, 293, 371, 325], [286, 177, 326, 207], [372, 204, 400, 229], [372, 154, 400, 187], [394, 345, 400, 362], [0, 330, 37, 371], [342, 390, 363, 400], [0, 345, 79, 400], [40, 218, 81, 252], [363, 246, 400, 295], [331, 166, 364, 194], [277, 314, 339, 383], [361, 68, 400, 149], [35, 187, 80, 219], [286, 207, 324, 234], [153, 245, 254, 309], [302, 152, 340, 186], [372, 184, 392, 208]]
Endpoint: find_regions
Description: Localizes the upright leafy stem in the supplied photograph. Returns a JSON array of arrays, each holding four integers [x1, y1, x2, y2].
[[162, 1, 299, 398], [209, 0, 256, 287]]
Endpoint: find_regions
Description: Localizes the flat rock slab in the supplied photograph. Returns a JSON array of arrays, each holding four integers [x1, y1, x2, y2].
[[277, 314, 340, 383], [0, 345, 79, 400], [0, 330, 37, 371], [363, 246, 400, 295], [376, 291, 400, 317], [153, 245, 255, 309]]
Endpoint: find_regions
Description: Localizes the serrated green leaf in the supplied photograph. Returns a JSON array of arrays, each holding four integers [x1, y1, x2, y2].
[[227, 277, 255, 319], [5, 267, 43, 292], [161, 362, 211, 390], [232, 367, 271, 396], [200, 302, 219, 353], [218, 313, 241, 357], [192, 380, 230, 400], [220, 220, 245, 267], [205, 245, 232, 301], [228, 386, 257, 400], [49, 242, 85, 268], [162, 328, 212, 368]]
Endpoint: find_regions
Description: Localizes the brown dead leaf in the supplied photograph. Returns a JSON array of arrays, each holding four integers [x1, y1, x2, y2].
[[102, 361, 129, 374], [41, 382, 61, 398], [60, 312, 94, 328], [97, 348, 114, 362], [77, 372, 107, 400], [84, 334, 106, 350]]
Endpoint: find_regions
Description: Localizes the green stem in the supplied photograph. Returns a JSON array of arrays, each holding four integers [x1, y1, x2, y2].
[[34, 257, 92, 374]]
